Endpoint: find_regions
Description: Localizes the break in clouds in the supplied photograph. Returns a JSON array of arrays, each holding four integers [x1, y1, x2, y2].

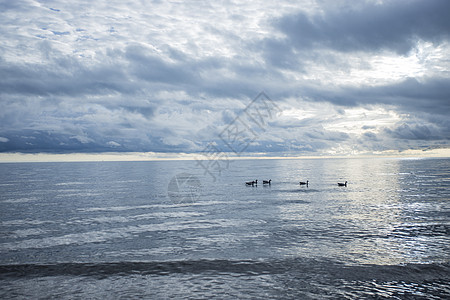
[[0, 0, 449, 155]]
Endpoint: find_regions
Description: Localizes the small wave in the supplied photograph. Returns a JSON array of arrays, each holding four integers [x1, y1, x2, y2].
[[0, 219, 262, 251], [77, 201, 228, 212], [65, 211, 208, 226], [0, 259, 448, 281], [282, 199, 311, 204], [55, 182, 88, 186], [55, 192, 104, 198], [277, 188, 321, 193], [0, 260, 280, 278], [1, 219, 54, 226], [1, 197, 38, 203], [391, 223, 450, 237], [10, 228, 50, 239]]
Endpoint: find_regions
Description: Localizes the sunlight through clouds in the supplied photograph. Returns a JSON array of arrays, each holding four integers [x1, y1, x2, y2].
[[323, 106, 402, 135]]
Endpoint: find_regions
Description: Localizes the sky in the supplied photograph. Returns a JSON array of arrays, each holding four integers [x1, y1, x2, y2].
[[1, 0, 449, 159]]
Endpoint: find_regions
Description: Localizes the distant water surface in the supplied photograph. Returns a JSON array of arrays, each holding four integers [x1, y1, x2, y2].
[[0, 158, 449, 299]]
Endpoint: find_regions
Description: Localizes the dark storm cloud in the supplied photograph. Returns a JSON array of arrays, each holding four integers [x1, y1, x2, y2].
[[125, 45, 199, 85], [274, 0, 450, 55], [362, 131, 378, 141], [0, 127, 193, 154], [375, 78, 450, 116], [383, 123, 442, 141], [0, 130, 109, 153], [303, 77, 450, 116], [0, 57, 133, 97]]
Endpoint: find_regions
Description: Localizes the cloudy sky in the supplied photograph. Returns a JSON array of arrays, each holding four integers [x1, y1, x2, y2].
[[1, 0, 449, 158]]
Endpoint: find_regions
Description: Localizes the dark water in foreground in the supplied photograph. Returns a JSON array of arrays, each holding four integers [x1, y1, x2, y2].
[[0, 157, 449, 299]]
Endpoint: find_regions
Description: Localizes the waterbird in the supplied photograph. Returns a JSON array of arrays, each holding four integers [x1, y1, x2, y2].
[[263, 179, 271, 184], [338, 181, 347, 187], [299, 180, 309, 186], [246, 180, 257, 186]]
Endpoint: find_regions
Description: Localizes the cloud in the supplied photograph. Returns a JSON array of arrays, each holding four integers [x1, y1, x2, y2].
[[384, 123, 444, 141], [106, 141, 121, 147], [302, 77, 450, 116], [0, 52, 134, 97], [0, 0, 449, 155], [125, 45, 199, 86], [273, 0, 450, 55]]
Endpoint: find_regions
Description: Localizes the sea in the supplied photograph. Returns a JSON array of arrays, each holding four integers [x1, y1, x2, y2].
[[0, 157, 449, 299]]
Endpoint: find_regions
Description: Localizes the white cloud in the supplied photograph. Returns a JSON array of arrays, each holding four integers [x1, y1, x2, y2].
[[106, 141, 120, 147]]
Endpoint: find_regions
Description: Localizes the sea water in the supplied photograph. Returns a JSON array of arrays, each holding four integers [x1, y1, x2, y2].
[[0, 157, 449, 299]]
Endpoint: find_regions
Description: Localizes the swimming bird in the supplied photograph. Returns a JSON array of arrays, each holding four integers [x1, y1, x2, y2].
[[338, 181, 347, 187], [263, 179, 271, 184], [246, 180, 257, 186], [299, 180, 309, 186]]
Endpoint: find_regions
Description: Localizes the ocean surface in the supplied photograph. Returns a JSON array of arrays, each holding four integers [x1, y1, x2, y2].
[[0, 157, 449, 299]]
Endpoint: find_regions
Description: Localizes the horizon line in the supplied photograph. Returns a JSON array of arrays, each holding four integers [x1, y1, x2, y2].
[[0, 148, 449, 163]]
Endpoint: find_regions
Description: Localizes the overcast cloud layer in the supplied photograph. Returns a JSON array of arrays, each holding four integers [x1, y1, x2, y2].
[[1, 0, 449, 155]]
